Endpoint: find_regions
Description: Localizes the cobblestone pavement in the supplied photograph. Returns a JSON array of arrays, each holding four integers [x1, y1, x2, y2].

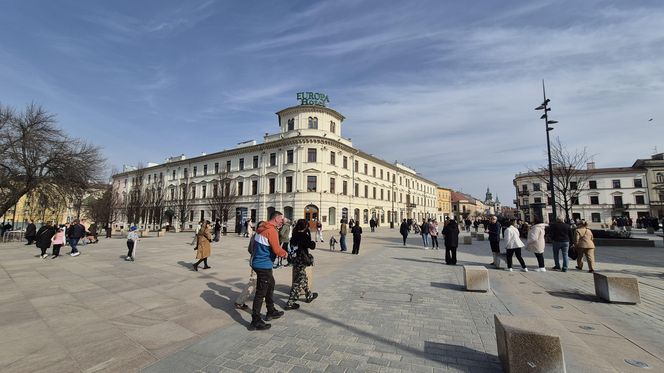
[[2, 228, 664, 372]]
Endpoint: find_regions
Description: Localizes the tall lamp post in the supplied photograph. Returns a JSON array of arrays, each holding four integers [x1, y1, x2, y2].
[[535, 80, 558, 222], [390, 176, 395, 228]]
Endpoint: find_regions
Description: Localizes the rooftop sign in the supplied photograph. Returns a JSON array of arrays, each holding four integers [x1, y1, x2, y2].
[[297, 92, 330, 107]]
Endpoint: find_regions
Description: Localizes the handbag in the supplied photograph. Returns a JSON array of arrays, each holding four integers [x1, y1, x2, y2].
[[568, 244, 578, 260]]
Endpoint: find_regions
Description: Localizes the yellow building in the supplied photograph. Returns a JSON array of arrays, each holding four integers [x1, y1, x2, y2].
[[436, 187, 452, 220]]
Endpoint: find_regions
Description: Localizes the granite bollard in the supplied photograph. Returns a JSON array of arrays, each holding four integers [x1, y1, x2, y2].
[[463, 265, 489, 292], [463, 236, 472, 245], [593, 272, 640, 304], [476, 233, 485, 241], [495, 315, 566, 373]]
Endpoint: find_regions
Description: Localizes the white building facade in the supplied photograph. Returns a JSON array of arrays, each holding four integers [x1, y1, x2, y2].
[[513, 166, 650, 227], [112, 100, 439, 231]]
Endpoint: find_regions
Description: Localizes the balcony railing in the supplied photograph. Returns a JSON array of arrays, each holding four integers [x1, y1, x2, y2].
[[518, 190, 530, 196], [519, 204, 530, 210]]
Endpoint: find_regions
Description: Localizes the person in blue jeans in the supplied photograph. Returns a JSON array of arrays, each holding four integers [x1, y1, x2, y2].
[[420, 219, 430, 249], [66, 219, 86, 257], [549, 218, 571, 271], [338, 219, 348, 252]]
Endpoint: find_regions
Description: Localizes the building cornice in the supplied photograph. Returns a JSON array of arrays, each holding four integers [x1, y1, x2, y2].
[[276, 105, 345, 122]]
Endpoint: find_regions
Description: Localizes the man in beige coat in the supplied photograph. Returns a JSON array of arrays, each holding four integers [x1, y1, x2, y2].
[[574, 221, 596, 273]]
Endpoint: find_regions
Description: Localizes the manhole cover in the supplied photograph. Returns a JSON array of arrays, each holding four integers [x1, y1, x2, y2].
[[551, 305, 564, 309], [579, 325, 595, 331], [624, 359, 649, 368], [360, 291, 412, 302]]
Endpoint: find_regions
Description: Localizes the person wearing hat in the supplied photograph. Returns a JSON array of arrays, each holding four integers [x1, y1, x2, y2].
[[126, 226, 139, 261]]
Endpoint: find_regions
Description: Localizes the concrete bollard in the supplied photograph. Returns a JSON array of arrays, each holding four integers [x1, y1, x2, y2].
[[463, 265, 489, 292], [593, 272, 640, 304], [463, 236, 472, 245], [476, 233, 485, 241], [495, 315, 566, 373], [470, 231, 477, 238]]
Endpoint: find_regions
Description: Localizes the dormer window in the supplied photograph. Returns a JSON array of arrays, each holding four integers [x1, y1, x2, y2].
[[308, 117, 318, 129], [287, 118, 294, 131], [330, 121, 336, 133]]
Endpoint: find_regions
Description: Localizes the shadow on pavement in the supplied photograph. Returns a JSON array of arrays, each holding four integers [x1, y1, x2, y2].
[[392, 257, 441, 265], [201, 282, 250, 329], [424, 341, 497, 367], [547, 290, 598, 302], [430, 282, 465, 291]]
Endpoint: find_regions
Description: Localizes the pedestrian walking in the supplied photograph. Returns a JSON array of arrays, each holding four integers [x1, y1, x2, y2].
[[526, 217, 547, 272], [485, 215, 502, 267], [549, 218, 571, 272], [503, 219, 528, 272], [192, 221, 212, 271], [275, 218, 291, 268], [421, 219, 430, 249], [574, 221, 596, 273], [369, 218, 376, 232], [35, 221, 56, 259], [213, 220, 221, 242], [25, 220, 37, 245], [351, 221, 363, 255], [442, 218, 459, 265], [285, 219, 318, 310], [51, 226, 66, 258], [339, 219, 348, 252], [235, 226, 262, 310], [429, 220, 439, 249], [66, 219, 86, 256], [125, 226, 139, 261], [399, 219, 409, 246], [315, 219, 324, 242], [249, 211, 288, 330]]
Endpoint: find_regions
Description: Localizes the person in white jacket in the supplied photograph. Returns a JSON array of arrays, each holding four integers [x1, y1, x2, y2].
[[526, 217, 547, 272], [503, 219, 528, 272]]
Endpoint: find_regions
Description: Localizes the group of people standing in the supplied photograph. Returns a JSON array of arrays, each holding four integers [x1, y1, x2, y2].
[[399, 218, 461, 265], [23, 219, 91, 259], [336, 218, 363, 254]]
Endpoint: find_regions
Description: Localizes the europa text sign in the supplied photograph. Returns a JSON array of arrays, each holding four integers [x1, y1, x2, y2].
[[297, 92, 330, 107]]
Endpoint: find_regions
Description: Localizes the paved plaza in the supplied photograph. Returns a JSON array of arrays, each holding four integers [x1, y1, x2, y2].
[[1, 229, 664, 372]]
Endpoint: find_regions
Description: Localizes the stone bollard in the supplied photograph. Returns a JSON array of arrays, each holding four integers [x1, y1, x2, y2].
[[495, 315, 566, 373], [470, 231, 477, 238], [463, 236, 472, 245], [593, 272, 640, 304], [476, 233, 485, 241], [463, 265, 489, 292]]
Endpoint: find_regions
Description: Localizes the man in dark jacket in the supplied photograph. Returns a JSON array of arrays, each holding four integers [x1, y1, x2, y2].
[[24, 220, 37, 245], [35, 221, 56, 258], [549, 218, 571, 271], [442, 218, 460, 265], [66, 219, 86, 257], [399, 219, 409, 246], [485, 215, 501, 266]]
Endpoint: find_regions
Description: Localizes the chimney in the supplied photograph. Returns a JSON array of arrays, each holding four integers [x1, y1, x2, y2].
[[587, 162, 596, 170]]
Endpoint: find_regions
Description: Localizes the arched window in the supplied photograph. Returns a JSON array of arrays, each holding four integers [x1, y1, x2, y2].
[[341, 207, 348, 221], [657, 173, 664, 183], [354, 208, 360, 222], [330, 121, 336, 133], [267, 206, 276, 220], [287, 118, 294, 131], [308, 117, 318, 129], [363, 209, 369, 224], [329, 207, 336, 225]]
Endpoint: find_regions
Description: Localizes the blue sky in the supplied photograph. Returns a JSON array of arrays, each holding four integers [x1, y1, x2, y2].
[[2, 0, 664, 205]]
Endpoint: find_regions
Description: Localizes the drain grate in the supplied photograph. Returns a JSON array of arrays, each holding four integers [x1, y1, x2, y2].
[[624, 359, 649, 368]]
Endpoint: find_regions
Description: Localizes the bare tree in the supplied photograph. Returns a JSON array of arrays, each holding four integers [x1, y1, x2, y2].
[[147, 176, 166, 228], [168, 177, 193, 230], [530, 137, 592, 222], [85, 184, 121, 237], [0, 103, 104, 217], [207, 171, 240, 226], [125, 165, 147, 226]]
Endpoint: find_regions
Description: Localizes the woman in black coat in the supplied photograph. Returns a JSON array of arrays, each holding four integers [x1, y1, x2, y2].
[[35, 222, 56, 259], [399, 219, 409, 246], [351, 222, 363, 255], [442, 219, 460, 265]]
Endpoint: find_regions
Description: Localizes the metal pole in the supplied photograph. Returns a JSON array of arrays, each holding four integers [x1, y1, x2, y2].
[[542, 80, 557, 222]]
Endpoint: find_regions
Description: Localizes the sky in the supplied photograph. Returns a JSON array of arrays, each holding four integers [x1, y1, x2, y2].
[[2, 0, 664, 206]]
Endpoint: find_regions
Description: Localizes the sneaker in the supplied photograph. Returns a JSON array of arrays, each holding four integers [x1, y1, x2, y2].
[[538, 267, 546, 272], [588, 269, 594, 273], [51, 255, 58, 259], [562, 268, 568, 272], [249, 320, 272, 331], [284, 303, 300, 310], [41, 254, 48, 259], [71, 252, 80, 257], [125, 256, 132, 261], [234, 303, 249, 310], [505, 268, 513, 272], [265, 309, 284, 321], [305, 293, 318, 303], [575, 266, 583, 270], [521, 268, 529, 272], [551, 266, 561, 271]]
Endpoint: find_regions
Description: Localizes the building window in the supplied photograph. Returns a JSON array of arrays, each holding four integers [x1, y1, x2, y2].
[[213, 184, 218, 197], [308, 117, 318, 129], [590, 196, 599, 205], [253, 156, 259, 169], [533, 183, 541, 191], [287, 118, 294, 131], [330, 121, 336, 133], [193, 166, 197, 177], [354, 160, 359, 172], [634, 179, 643, 188], [203, 165, 208, 176], [286, 149, 294, 164], [635, 195, 645, 204], [239, 158, 244, 170], [184, 168, 188, 178], [591, 213, 601, 223], [589, 180, 597, 189], [226, 160, 231, 172], [657, 173, 664, 183], [307, 176, 317, 192], [269, 153, 276, 166], [380, 169, 383, 179], [329, 177, 335, 193], [201, 185, 207, 198], [342, 180, 348, 195], [364, 185, 368, 197], [251, 180, 258, 195], [372, 187, 376, 199], [172, 170, 176, 180], [534, 197, 542, 203], [330, 151, 336, 165], [285, 176, 293, 193], [612, 179, 621, 188], [170, 188, 175, 200], [364, 163, 368, 174], [380, 189, 384, 200], [372, 167, 376, 177], [191, 186, 196, 199], [613, 195, 623, 207], [269, 178, 276, 194], [307, 148, 317, 162], [569, 181, 577, 190], [343, 156, 348, 169], [572, 196, 579, 205], [214, 162, 219, 174], [547, 197, 554, 206], [354, 183, 359, 197]]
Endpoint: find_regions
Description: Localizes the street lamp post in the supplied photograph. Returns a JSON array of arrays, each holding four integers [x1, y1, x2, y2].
[[390, 176, 395, 228], [535, 80, 558, 222]]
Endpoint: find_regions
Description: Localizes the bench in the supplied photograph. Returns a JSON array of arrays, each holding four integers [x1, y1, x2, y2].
[[463, 265, 489, 292], [495, 315, 566, 373], [462, 236, 472, 245], [593, 272, 640, 304]]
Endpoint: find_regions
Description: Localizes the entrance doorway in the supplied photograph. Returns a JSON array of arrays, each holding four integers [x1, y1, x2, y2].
[[304, 204, 319, 230]]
